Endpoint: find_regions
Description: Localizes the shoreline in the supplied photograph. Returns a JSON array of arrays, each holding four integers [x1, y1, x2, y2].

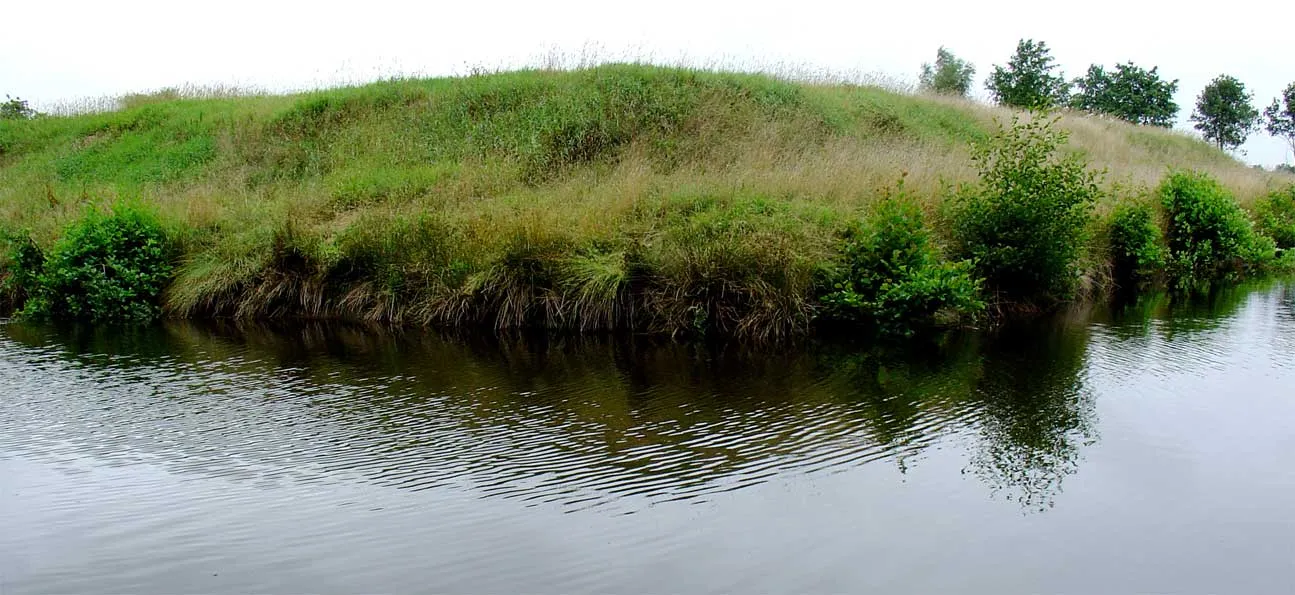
[[1, 65, 1292, 338]]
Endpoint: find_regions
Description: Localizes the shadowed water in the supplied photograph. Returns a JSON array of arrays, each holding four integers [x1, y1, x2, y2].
[[2, 281, 1294, 593]]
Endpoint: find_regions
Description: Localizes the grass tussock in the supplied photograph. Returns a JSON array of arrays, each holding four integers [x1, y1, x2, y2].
[[1, 63, 1292, 337]]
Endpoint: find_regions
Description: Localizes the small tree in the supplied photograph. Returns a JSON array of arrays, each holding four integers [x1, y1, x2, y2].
[[1, 95, 35, 120], [1264, 82, 1295, 161], [1070, 62, 1179, 127], [919, 47, 976, 97], [1191, 75, 1259, 151], [985, 39, 1070, 109], [951, 116, 1101, 304]]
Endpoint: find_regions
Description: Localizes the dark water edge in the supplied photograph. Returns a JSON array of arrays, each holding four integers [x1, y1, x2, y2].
[[2, 281, 1294, 593]]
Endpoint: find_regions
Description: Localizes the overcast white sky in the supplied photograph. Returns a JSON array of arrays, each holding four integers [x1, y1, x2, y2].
[[2, 0, 1292, 164]]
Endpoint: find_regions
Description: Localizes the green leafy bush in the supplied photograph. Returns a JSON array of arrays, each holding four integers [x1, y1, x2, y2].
[[1159, 171, 1274, 292], [23, 204, 174, 322], [821, 188, 983, 336], [951, 116, 1101, 304], [1253, 185, 1295, 249], [1107, 201, 1166, 289], [0, 231, 45, 313]]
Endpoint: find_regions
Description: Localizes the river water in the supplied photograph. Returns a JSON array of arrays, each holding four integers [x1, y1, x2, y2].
[[2, 282, 1294, 593]]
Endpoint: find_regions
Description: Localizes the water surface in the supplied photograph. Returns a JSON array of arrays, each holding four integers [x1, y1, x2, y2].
[[2, 283, 1294, 593]]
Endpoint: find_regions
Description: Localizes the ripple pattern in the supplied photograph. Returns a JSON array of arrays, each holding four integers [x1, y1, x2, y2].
[[0, 324, 988, 512]]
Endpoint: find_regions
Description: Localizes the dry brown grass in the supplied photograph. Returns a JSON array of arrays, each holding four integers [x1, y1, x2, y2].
[[2, 64, 1292, 335]]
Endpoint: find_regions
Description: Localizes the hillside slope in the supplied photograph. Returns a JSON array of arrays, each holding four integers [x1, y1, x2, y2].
[[1, 64, 1291, 335]]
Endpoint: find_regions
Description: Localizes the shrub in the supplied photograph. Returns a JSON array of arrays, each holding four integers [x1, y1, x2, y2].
[[951, 116, 1102, 305], [1253, 185, 1295, 249], [23, 204, 174, 322], [0, 231, 45, 313], [1159, 171, 1274, 292], [1107, 201, 1167, 289], [821, 187, 983, 336]]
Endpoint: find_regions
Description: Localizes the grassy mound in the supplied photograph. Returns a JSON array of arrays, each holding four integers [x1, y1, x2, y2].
[[1, 64, 1291, 336]]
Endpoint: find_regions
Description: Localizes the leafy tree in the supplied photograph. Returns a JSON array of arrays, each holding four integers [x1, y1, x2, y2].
[[1264, 82, 1295, 161], [985, 39, 1070, 109], [1070, 62, 1179, 127], [1190, 75, 1259, 151], [1, 95, 35, 120], [919, 47, 976, 97]]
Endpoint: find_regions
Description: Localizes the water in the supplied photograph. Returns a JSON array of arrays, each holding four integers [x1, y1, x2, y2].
[[2, 282, 1294, 593]]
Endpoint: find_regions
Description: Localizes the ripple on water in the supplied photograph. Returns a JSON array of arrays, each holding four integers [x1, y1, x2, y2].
[[5, 281, 1291, 514], [0, 325, 994, 513], [4, 283, 1295, 594]]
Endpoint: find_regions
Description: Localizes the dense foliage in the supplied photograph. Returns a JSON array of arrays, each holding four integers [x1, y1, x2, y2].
[[21, 204, 174, 322], [1070, 62, 1179, 127], [919, 47, 976, 97], [820, 186, 982, 336], [1191, 75, 1259, 151], [985, 40, 1070, 109], [951, 116, 1101, 304], [0, 231, 45, 313], [1159, 171, 1274, 292], [1253, 185, 1295, 250], [1264, 82, 1295, 159], [1107, 202, 1166, 289]]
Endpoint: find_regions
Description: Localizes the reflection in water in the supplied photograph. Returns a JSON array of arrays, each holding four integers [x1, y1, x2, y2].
[[1088, 280, 1295, 385], [0, 314, 1096, 512], [966, 322, 1094, 510], [6, 282, 1295, 593]]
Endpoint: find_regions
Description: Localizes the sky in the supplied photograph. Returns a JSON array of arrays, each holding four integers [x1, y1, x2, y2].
[[2, 0, 1292, 165]]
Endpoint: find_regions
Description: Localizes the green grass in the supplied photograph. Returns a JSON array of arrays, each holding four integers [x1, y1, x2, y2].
[[1, 63, 1292, 336]]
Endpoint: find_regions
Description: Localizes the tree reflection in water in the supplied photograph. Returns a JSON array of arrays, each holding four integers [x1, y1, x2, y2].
[[966, 322, 1095, 511], [2, 316, 1099, 512]]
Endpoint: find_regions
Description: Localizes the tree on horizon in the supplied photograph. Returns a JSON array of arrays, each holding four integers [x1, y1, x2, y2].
[[1191, 75, 1259, 152], [1070, 62, 1179, 128], [920, 47, 976, 97], [986, 39, 1070, 109]]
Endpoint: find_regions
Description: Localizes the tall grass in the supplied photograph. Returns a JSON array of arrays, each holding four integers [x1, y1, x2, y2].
[[1, 63, 1292, 336]]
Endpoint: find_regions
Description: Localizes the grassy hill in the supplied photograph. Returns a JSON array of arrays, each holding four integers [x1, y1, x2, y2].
[[1, 64, 1291, 336]]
